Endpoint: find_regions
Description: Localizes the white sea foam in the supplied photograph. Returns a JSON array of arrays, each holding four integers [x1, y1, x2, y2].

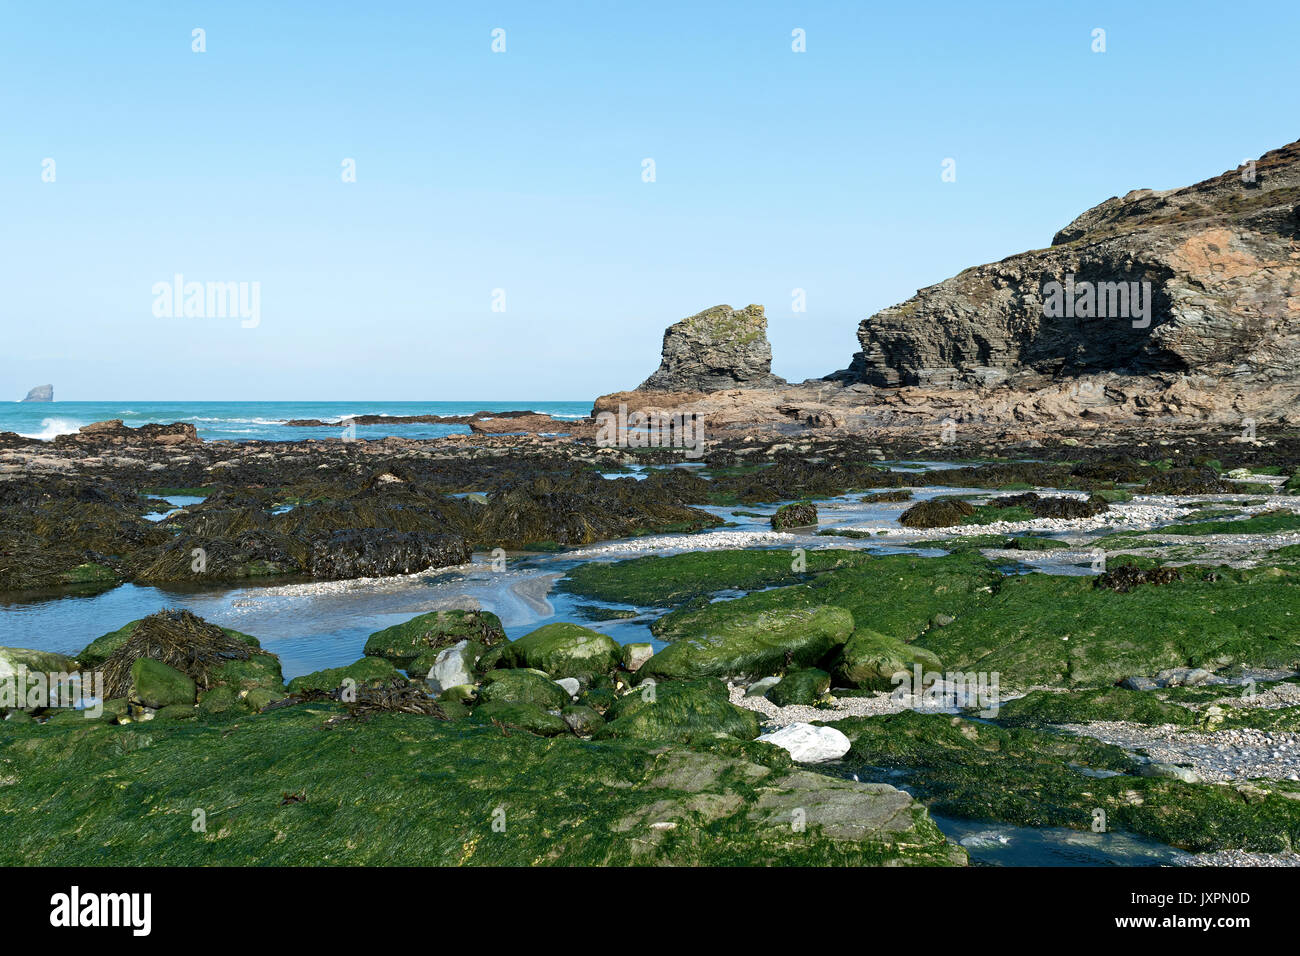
[[17, 417, 82, 441]]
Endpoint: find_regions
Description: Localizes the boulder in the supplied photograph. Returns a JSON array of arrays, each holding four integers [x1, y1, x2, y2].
[[765, 667, 831, 707], [637, 606, 854, 681], [834, 629, 942, 690], [622, 642, 655, 672], [477, 669, 570, 710], [496, 622, 620, 679], [363, 609, 506, 668], [561, 705, 606, 736], [756, 723, 852, 763], [424, 640, 481, 694], [286, 657, 402, 695], [130, 658, 196, 709]]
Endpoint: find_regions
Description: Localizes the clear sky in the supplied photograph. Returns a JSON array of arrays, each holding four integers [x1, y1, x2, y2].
[[2, 0, 1296, 400]]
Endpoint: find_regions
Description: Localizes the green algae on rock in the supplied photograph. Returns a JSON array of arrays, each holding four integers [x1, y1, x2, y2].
[[477, 669, 571, 710], [638, 606, 853, 681], [363, 609, 507, 668], [0, 704, 961, 865], [286, 657, 404, 695], [130, 658, 196, 709], [765, 667, 831, 706], [597, 678, 760, 743], [833, 630, 944, 690], [495, 622, 621, 679]]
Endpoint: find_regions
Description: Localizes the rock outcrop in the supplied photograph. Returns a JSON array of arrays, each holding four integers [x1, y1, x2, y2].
[[20, 385, 52, 402], [640, 304, 785, 391], [832, 139, 1300, 390]]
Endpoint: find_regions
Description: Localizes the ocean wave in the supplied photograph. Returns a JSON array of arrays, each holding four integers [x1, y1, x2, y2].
[[17, 417, 83, 441]]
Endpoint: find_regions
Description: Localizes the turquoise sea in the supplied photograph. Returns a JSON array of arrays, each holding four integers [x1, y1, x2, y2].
[[0, 400, 592, 442]]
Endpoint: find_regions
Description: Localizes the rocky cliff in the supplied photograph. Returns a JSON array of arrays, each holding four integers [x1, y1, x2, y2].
[[20, 385, 52, 402], [640, 304, 785, 391], [832, 139, 1300, 389]]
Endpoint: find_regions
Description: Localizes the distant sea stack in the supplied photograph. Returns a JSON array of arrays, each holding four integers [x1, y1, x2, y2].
[[639, 304, 786, 392], [830, 139, 1300, 390], [20, 385, 53, 402]]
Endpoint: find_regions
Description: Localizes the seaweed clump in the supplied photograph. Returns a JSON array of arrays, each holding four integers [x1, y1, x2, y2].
[[1094, 564, 1182, 593], [101, 608, 260, 699], [899, 498, 976, 529]]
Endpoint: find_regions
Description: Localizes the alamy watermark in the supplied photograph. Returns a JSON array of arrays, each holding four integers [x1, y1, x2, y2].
[[1042, 273, 1152, 328], [595, 402, 705, 458], [1, 666, 104, 719], [891, 664, 1000, 717], [152, 274, 260, 328]]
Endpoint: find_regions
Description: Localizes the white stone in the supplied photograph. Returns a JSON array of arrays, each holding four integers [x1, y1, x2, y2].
[[756, 722, 851, 763], [555, 677, 580, 697], [426, 640, 475, 694]]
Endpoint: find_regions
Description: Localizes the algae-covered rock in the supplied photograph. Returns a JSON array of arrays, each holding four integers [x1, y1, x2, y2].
[[130, 658, 196, 708], [473, 700, 570, 737], [596, 678, 760, 743], [0, 647, 76, 679], [638, 606, 854, 681], [835, 629, 943, 690], [770, 501, 818, 530], [765, 667, 831, 707], [478, 669, 570, 710], [495, 622, 621, 679], [561, 705, 606, 736], [155, 703, 197, 721], [363, 609, 506, 667], [286, 656, 402, 695]]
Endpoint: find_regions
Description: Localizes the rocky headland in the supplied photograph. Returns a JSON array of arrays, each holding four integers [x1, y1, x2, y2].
[[598, 139, 1300, 442]]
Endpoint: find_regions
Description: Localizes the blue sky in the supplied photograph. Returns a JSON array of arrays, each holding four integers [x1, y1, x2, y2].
[[2, 0, 1296, 400]]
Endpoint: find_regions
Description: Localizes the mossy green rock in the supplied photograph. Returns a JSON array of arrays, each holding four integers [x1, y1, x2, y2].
[[130, 658, 196, 708], [0, 647, 76, 678], [639, 606, 853, 681], [496, 622, 620, 678], [478, 669, 569, 710], [473, 700, 570, 736], [155, 703, 197, 721], [561, 705, 606, 736], [286, 657, 402, 695], [766, 668, 831, 707], [835, 630, 943, 690], [597, 679, 760, 743], [363, 609, 506, 667], [196, 684, 240, 716]]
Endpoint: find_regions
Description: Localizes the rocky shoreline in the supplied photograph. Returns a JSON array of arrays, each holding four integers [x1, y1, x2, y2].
[[4, 412, 1300, 865]]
